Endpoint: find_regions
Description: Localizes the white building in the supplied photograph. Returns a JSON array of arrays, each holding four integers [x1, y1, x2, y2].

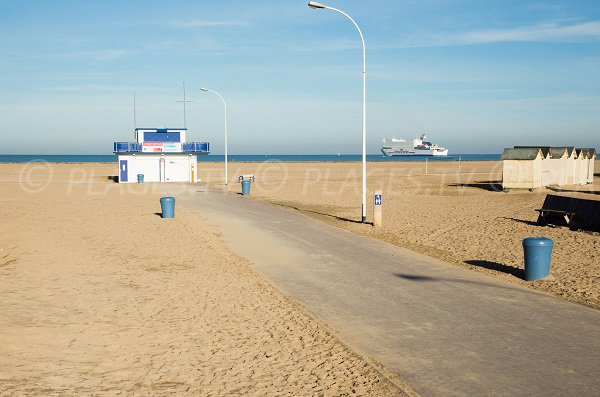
[[113, 128, 209, 183], [502, 146, 596, 189], [501, 148, 544, 189], [587, 148, 597, 184]]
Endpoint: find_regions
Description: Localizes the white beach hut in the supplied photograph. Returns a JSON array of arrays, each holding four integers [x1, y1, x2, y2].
[[548, 147, 568, 186], [565, 147, 577, 185], [573, 149, 586, 186], [501, 148, 544, 189], [586, 148, 597, 184], [578, 149, 593, 185], [538, 147, 554, 187]]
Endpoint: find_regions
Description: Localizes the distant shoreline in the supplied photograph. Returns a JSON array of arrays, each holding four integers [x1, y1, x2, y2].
[[0, 154, 503, 163]]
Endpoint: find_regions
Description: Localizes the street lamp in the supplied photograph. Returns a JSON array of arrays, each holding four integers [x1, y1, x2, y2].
[[200, 88, 228, 185], [308, 1, 367, 223]]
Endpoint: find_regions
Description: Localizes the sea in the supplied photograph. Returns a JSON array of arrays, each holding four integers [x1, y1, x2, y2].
[[0, 154, 502, 163]]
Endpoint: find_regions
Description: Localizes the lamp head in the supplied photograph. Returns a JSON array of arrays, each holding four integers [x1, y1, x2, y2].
[[308, 1, 326, 9], [200, 88, 208, 91]]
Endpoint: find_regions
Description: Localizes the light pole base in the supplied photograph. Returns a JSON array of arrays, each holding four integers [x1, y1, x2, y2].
[[361, 215, 366, 223]]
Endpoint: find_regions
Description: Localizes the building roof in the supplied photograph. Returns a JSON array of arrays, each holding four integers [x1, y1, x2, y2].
[[565, 147, 576, 157], [513, 146, 550, 158], [579, 148, 597, 158], [548, 147, 567, 158], [501, 148, 542, 160], [134, 128, 188, 132]]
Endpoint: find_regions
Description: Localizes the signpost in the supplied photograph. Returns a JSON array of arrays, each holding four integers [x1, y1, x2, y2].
[[374, 190, 382, 227]]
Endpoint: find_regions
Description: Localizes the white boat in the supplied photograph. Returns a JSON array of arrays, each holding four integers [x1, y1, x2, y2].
[[381, 134, 448, 156]]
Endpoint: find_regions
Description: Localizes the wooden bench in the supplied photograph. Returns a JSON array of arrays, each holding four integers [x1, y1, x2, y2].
[[535, 208, 576, 226], [535, 194, 600, 231]]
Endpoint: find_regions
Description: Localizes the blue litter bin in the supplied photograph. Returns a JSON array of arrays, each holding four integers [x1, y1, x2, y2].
[[522, 237, 553, 281], [160, 197, 175, 219], [241, 180, 251, 196], [137, 174, 144, 183]]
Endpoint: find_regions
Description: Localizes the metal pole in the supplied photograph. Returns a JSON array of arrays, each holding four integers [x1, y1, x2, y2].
[[176, 82, 193, 128], [201, 88, 228, 185], [133, 92, 137, 137], [309, 2, 367, 223]]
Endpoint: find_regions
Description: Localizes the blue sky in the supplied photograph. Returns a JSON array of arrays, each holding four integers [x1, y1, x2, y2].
[[1, 0, 599, 154]]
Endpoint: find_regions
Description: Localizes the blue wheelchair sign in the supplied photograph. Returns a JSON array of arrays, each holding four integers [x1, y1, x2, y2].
[[374, 194, 382, 206]]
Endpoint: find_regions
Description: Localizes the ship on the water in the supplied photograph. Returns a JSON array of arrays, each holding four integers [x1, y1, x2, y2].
[[381, 134, 448, 157]]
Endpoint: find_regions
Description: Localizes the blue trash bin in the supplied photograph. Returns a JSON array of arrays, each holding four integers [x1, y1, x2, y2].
[[160, 197, 175, 219], [241, 180, 251, 196], [522, 237, 553, 281], [137, 174, 144, 183]]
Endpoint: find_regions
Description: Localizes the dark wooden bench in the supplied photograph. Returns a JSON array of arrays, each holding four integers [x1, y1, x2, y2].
[[535, 194, 600, 231], [535, 208, 576, 226]]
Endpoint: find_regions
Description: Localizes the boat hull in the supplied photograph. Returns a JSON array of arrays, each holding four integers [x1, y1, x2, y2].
[[381, 148, 448, 157]]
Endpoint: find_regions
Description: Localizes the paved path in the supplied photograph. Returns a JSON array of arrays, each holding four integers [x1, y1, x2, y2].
[[179, 189, 600, 396]]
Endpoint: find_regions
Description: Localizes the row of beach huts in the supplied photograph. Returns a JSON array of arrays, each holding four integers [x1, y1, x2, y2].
[[502, 146, 596, 189]]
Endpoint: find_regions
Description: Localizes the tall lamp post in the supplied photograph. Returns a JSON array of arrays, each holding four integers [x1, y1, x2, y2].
[[200, 88, 228, 185], [308, 1, 367, 223]]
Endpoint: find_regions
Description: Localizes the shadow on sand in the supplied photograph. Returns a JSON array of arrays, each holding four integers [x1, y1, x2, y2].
[[273, 203, 371, 225], [107, 175, 119, 183], [448, 181, 504, 192], [499, 216, 539, 227], [548, 187, 600, 196]]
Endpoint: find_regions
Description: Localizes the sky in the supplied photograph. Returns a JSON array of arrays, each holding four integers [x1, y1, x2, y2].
[[1, 0, 599, 154]]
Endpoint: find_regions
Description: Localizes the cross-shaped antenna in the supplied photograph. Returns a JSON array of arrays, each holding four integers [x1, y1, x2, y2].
[[176, 81, 193, 128]]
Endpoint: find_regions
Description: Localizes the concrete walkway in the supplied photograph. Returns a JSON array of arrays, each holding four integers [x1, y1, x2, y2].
[[179, 189, 600, 396]]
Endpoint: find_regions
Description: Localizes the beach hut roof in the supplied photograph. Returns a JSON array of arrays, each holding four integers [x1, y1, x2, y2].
[[549, 147, 568, 158], [501, 147, 542, 160], [514, 146, 550, 158], [575, 148, 586, 159], [565, 147, 576, 157]]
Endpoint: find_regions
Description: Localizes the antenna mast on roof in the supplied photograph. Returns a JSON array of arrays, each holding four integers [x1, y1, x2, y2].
[[176, 81, 193, 128], [133, 92, 137, 136]]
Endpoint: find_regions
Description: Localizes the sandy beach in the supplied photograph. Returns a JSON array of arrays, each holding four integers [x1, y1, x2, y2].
[[0, 163, 404, 396], [1, 159, 598, 395]]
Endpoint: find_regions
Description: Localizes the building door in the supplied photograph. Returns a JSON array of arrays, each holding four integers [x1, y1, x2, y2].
[[165, 158, 188, 182], [119, 160, 128, 182]]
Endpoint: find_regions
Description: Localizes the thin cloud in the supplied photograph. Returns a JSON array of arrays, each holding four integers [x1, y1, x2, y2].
[[291, 38, 360, 52], [167, 19, 250, 29], [85, 49, 130, 61], [41, 84, 133, 92], [438, 20, 600, 46], [36, 49, 132, 63], [300, 21, 600, 51]]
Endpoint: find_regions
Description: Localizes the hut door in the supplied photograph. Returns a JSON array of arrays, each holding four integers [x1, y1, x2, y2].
[[119, 160, 128, 182]]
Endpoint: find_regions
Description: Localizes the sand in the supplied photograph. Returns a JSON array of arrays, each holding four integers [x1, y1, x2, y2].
[[0, 163, 405, 396], [1, 159, 598, 394], [201, 159, 600, 309]]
